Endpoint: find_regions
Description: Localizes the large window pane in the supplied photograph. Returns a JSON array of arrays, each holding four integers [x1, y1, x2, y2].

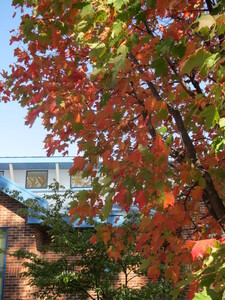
[[26, 171, 48, 189], [0, 229, 7, 300], [71, 172, 91, 188]]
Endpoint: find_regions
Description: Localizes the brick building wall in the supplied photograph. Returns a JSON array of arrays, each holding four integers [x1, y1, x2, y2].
[[0, 191, 148, 299], [0, 191, 39, 299]]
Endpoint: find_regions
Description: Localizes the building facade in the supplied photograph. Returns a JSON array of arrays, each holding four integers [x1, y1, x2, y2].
[[0, 157, 143, 299], [0, 156, 91, 198]]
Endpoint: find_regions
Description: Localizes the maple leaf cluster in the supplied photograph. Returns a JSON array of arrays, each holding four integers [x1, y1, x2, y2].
[[1, 0, 225, 298]]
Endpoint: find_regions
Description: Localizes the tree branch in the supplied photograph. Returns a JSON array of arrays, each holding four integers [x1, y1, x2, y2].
[[130, 81, 156, 139], [205, 0, 213, 12], [129, 49, 225, 228]]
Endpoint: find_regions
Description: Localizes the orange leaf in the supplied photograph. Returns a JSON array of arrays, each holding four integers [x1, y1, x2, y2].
[[74, 111, 81, 123], [102, 226, 111, 245], [145, 97, 156, 111], [152, 135, 166, 156], [163, 192, 175, 209]]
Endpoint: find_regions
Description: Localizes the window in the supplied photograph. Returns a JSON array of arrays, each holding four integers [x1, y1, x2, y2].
[[26, 171, 48, 189], [0, 172, 4, 176], [0, 229, 7, 300], [71, 172, 91, 188]]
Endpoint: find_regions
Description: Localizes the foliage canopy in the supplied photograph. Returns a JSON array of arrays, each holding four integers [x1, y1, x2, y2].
[[1, 0, 225, 298]]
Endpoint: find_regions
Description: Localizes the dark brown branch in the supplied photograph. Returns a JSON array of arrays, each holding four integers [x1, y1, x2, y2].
[[189, 70, 203, 94], [205, 0, 213, 12], [165, 57, 196, 98], [130, 80, 156, 139]]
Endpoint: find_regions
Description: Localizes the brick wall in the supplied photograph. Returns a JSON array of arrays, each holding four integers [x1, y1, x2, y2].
[[0, 192, 41, 299], [0, 191, 148, 299]]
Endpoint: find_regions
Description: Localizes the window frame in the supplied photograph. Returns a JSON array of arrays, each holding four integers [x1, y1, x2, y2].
[[70, 172, 92, 189], [0, 171, 4, 176], [0, 227, 8, 300], [25, 170, 48, 189]]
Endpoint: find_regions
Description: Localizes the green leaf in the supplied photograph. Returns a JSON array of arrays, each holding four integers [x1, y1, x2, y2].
[[155, 38, 175, 56], [92, 178, 102, 193], [72, 122, 84, 133], [100, 92, 110, 108], [76, 20, 88, 31], [165, 135, 173, 147], [200, 53, 220, 76], [193, 287, 213, 300], [21, 18, 34, 36], [172, 41, 186, 59], [157, 126, 167, 135], [89, 42, 106, 58], [199, 105, 219, 130], [80, 3, 94, 18], [216, 15, 225, 36], [114, 0, 129, 11], [156, 108, 168, 120], [112, 22, 123, 38], [95, 10, 107, 23], [113, 111, 123, 122], [101, 195, 113, 219], [90, 69, 102, 80], [219, 117, 225, 128], [146, 0, 156, 8], [109, 45, 127, 84], [126, 33, 139, 51], [181, 48, 211, 75], [151, 58, 168, 76], [194, 14, 216, 31], [77, 190, 89, 205]]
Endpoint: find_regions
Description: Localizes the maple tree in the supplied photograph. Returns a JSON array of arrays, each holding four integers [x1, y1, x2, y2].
[[1, 0, 225, 298]]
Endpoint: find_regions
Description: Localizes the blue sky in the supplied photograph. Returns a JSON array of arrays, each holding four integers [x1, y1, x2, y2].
[[0, 2, 75, 157]]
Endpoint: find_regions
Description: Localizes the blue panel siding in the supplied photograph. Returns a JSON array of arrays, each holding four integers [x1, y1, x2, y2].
[[0, 157, 74, 170]]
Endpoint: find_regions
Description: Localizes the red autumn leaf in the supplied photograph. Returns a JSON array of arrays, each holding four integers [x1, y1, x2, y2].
[[70, 156, 86, 172], [147, 263, 160, 282], [90, 235, 97, 245], [220, 236, 225, 243], [69, 70, 85, 82], [173, 186, 180, 199], [138, 115, 149, 128], [114, 188, 127, 205], [135, 190, 146, 209], [135, 233, 151, 251], [188, 239, 216, 261], [190, 186, 203, 201], [128, 150, 142, 163]]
